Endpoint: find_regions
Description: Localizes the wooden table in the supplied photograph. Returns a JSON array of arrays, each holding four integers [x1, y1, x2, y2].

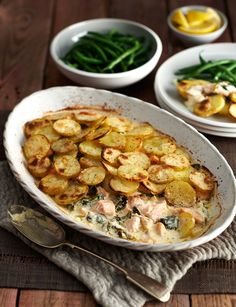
[[0, 0, 236, 306]]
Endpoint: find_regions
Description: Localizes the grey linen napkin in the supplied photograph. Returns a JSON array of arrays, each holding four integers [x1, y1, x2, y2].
[[0, 161, 236, 307]]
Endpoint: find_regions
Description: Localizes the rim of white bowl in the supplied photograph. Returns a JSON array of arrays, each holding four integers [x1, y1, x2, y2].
[[50, 18, 162, 79]]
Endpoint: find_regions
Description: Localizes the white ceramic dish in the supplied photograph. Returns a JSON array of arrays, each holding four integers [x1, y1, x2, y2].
[[4, 86, 236, 252], [50, 18, 162, 89], [167, 5, 227, 45], [154, 43, 236, 129]]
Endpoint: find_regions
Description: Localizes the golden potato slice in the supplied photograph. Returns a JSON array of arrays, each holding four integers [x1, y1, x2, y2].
[[179, 211, 195, 237], [174, 147, 191, 160], [117, 164, 148, 182], [110, 177, 139, 194], [54, 155, 81, 178], [74, 111, 103, 123], [189, 168, 214, 192], [118, 152, 150, 169], [228, 103, 236, 119], [102, 161, 118, 176], [27, 156, 51, 178], [176, 80, 210, 98], [104, 116, 133, 132], [99, 132, 126, 150], [127, 123, 154, 137], [230, 92, 236, 103], [69, 127, 92, 142], [78, 166, 106, 185], [193, 95, 225, 117], [85, 126, 111, 141], [32, 123, 60, 142], [53, 119, 81, 136], [79, 140, 102, 159], [24, 118, 51, 138], [51, 138, 77, 154], [79, 156, 102, 168], [124, 136, 142, 152], [173, 166, 193, 182], [143, 136, 176, 156], [148, 165, 175, 183], [142, 180, 166, 194], [54, 181, 88, 205], [160, 153, 190, 169], [165, 180, 196, 207], [102, 148, 121, 165], [23, 134, 51, 159], [149, 154, 160, 164], [39, 174, 68, 195]]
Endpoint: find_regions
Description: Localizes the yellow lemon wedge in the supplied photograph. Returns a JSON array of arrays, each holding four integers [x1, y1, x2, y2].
[[206, 8, 221, 27], [179, 18, 219, 34], [171, 9, 189, 28], [186, 9, 214, 26]]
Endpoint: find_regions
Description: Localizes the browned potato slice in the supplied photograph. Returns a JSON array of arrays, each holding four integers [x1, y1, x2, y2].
[[79, 140, 102, 159], [78, 166, 106, 185], [127, 123, 154, 137], [39, 174, 68, 195], [174, 147, 191, 160], [173, 166, 193, 182], [104, 116, 133, 132], [24, 118, 51, 138], [189, 168, 214, 192], [27, 156, 51, 177], [79, 156, 102, 168], [193, 95, 225, 117], [148, 165, 175, 183], [142, 180, 166, 194], [165, 180, 196, 207], [102, 148, 121, 165], [118, 152, 150, 169], [228, 103, 236, 119], [85, 126, 111, 141], [53, 119, 81, 136], [160, 153, 190, 169], [74, 111, 103, 123], [230, 92, 236, 103], [54, 155, 81, 178], [23, 134, 51, 159], [99, 132, 126, 150], [143, 136, 176, 156], [124, 136, 142, 152], [117, 164, 148, 182], [102, 161, 118, 176], [54, 181, 88, 205], [110, 177, 139, 194], [69, 127, 93, 142], [32, 123, 61, 142], [176, 80, 210, 98], [51, 138, 77, 154], [149, 154, 160, 164]]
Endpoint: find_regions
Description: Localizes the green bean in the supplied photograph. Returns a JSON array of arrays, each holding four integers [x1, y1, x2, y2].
[[87, 33, 124, 53], [73, 50, 103, 64]]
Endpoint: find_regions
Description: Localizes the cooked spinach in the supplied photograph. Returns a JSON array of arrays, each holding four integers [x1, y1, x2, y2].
[[160, 216, 179, 230], [115, 195, 127, 211]]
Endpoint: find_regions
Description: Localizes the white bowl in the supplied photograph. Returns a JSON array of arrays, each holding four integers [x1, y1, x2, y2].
[[50, 18, 162, 89], [167, 5, 228, 45], [4, 86, 236, 252]]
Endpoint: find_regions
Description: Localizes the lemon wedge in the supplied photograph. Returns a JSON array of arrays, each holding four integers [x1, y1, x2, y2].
[[172, 9, 189, 27], [179, 18, 219, 34], [186, 10, 214, 26]]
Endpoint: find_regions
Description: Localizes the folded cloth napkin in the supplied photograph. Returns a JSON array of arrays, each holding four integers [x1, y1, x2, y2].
[[0, 161, 235, 307]]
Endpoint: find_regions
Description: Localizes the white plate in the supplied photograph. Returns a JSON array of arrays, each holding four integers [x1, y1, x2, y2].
[[4, 86, 236, 252], [154, 43, 236, 129]]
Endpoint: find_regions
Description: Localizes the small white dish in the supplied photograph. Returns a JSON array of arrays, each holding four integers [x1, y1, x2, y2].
[[50, 18, 162, 89], [154, 43, 236, 130], [167, 5, 227, 45], [4, 86, 236, 252]]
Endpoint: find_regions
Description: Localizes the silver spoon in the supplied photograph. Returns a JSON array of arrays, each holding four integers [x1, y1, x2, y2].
[[8, 205, 170, 302]]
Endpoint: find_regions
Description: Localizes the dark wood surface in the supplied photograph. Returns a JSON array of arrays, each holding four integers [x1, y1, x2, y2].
[[0, 0, 236, 306]]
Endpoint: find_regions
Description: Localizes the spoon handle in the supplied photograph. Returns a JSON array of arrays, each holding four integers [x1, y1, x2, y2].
[[64, 242, 170, 302]]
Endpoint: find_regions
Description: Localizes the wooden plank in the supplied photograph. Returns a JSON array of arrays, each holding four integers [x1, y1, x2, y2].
[[19, 290, 97, 307], [0, 0, 54, 110], [144, 294, 190, 306], [44, 0, 107, 88], [191, 294, 236, 307], [0, 288, 18, 307]]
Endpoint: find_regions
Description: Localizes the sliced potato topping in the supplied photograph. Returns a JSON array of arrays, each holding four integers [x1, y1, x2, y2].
[[79, 140, 102, 159], [99, 131, 126, 149], [74, 111, 103, 123], [54, 155, 81, 178], [51, 138, 77, 154], [39, 174, 68, 195], [27, 156, 51, 178], [53, 119, 81, 136], [143, 136, 176, 156], [85, 126, 111, 141], [31, 123, 61, 142], [189, 168, 214, 192], [148, 165, 175, 183], [127, 123, 154, 136], [165, 180, 196, 207], [78, 166, 106, 185], [79, 156, 102, 168], [54, 181, 88, 205], [160, 153, 190, 169], [24, 118, 51, 137], [118, 152, 150, 169], [193, 95, 225, 117], [118, 164, 148, 182], [179, 211, 195, 237], [102, 161, 118, 176], [102, 148, 121, 165], [124, 136, 142, 152], [142, 180, 166, 194], [104, 116, 133, 132], [110, 177, 139, 194], [23, 134, 51, 159]]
